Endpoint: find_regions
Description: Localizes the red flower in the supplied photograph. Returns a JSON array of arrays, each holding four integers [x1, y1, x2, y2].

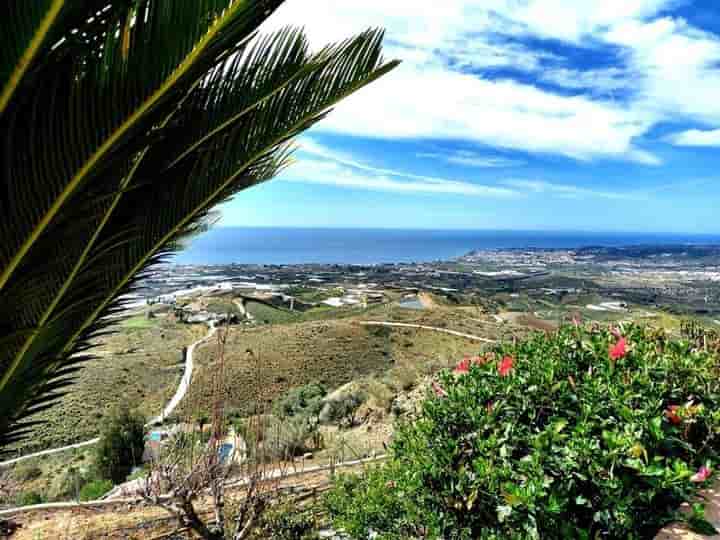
[[454, 355, 487, 374], [691, 466, 712, 483], [471, 355, 489, 366], [665, 405, 682, 425], [572, 315, 581, 327], [498, 355, 514, 377], [454, 357, 471, 374], [609, 337, 627, 361], [432, 381, 447, 397]]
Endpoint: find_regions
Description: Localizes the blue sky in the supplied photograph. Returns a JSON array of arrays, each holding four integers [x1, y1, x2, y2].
[[220, 0, 720, 233]]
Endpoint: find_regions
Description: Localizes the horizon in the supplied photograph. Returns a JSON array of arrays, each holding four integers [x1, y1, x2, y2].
[[213, 0, 720, 235], [209, 224, 720, 236]]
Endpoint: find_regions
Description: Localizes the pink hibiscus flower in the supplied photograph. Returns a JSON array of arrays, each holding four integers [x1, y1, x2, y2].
[[454, 355, 487, 374], [609, 337, 627, 361], [454, 357, 471, 374], [498, 355, 514, 377], [691, 466, 712, 483]]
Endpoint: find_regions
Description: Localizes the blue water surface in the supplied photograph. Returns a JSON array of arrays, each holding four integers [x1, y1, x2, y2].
[[172, 227, 720, 266]]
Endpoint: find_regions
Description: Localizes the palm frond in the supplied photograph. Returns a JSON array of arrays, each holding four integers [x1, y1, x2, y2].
[[0, 0, 65, 113], [0, 0, 398, 454]]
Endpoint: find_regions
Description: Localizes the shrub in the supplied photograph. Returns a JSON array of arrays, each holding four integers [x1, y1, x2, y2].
[[94, 405, 146, 484], [275, 383, 327, 419], [237, 415, 318, 462], [253, 502, 318, 539], [16, 491, 45, 506], [321, 391, 367, 428], [326, 324, 720, 539], [79, 479, 113, 501], [324, 466, 412, 540]]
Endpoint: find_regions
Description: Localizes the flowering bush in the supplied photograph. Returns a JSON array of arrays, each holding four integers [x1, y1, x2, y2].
[[326, 324, 720, 539]]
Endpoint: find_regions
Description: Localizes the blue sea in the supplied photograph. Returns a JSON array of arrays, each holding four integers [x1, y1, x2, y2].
[[172, 228, 720, 266]]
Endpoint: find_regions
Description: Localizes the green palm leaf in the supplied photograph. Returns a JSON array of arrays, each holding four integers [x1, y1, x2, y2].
[[0, 0, 398, 453]]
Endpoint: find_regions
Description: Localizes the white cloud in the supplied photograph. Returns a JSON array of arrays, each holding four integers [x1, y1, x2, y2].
[[282, 159, 518, 197], [261, 0, 720, 166], [417, 150, 523, 168], [297, 138, 512, 182], [286, 140, 642, 200], [539, 67, 635, 94], [666, 128, 720, 147], [310, 62, 657, 162], [502, 179, 642, 200], [606, 17, 720, 124], [262, 0, 679, 164]]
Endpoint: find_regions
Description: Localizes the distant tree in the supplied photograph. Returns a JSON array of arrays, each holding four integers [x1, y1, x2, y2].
[[94, 405, 146, 484]]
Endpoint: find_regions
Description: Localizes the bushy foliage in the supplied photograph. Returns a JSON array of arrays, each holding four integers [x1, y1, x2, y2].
[[326, 324, 720, 539], [94, 405, 146, 484], [325, 466, 413, 540], [252, 502, 318, 540], [275, 383, 327, 419], [321, 391, 367, 428], [236, 415, 318, 462], [78, 479, 113, 501], [16, 491, 45, 506]]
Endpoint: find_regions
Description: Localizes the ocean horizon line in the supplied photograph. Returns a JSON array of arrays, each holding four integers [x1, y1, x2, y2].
[[212, 225, 720, 237], [174, 228, 720, 266]]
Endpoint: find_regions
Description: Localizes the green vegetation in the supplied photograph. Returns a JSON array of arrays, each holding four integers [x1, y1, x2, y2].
[[14, 315, 200, 454], [286, 286, 345, 303], [206, 300, 243, 316], [15, 491, 45, 506], [236, 415, 319, 462], [79, 479, 113, 502], [321, 390, 367, 428], [275, 383, 327, 419], [11, 463, 42, 482], [183, 316, 490, 419], [246, 302, 303, 324], [252, 502, 318, 539], [120, 315, 158, 330], [94, 406, 146, 484], [326, 324, 720, 539], [0, 1, 397, 453]]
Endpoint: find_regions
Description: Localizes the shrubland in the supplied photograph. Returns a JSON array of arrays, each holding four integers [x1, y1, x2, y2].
[[326, 324, 720, 539]]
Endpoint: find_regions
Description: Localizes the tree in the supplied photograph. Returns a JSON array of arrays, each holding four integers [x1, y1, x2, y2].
[[95, 405, 146, 484], [0, 1, 398, 452]]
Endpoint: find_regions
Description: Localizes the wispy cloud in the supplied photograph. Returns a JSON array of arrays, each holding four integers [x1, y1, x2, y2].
[[501, 179, 643, 200], [284, 139, 518, 197], [288, 140, 647, 201], [417, 150, 524, 168], [665, 128, 720, 147], [283, 159, 518, 197]]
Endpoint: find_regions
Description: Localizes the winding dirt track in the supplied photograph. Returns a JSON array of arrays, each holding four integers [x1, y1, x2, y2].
[[0, 324, 216, 468]]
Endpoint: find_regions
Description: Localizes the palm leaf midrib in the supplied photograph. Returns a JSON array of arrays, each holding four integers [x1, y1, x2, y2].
[[0, 0, 65, 114], [0, 0, 258, 294], [58, 31, 399, 362]]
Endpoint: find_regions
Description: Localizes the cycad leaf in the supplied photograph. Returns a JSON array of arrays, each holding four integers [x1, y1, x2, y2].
[[0, 0, 64, 114], [0, 2, 398, 454]]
